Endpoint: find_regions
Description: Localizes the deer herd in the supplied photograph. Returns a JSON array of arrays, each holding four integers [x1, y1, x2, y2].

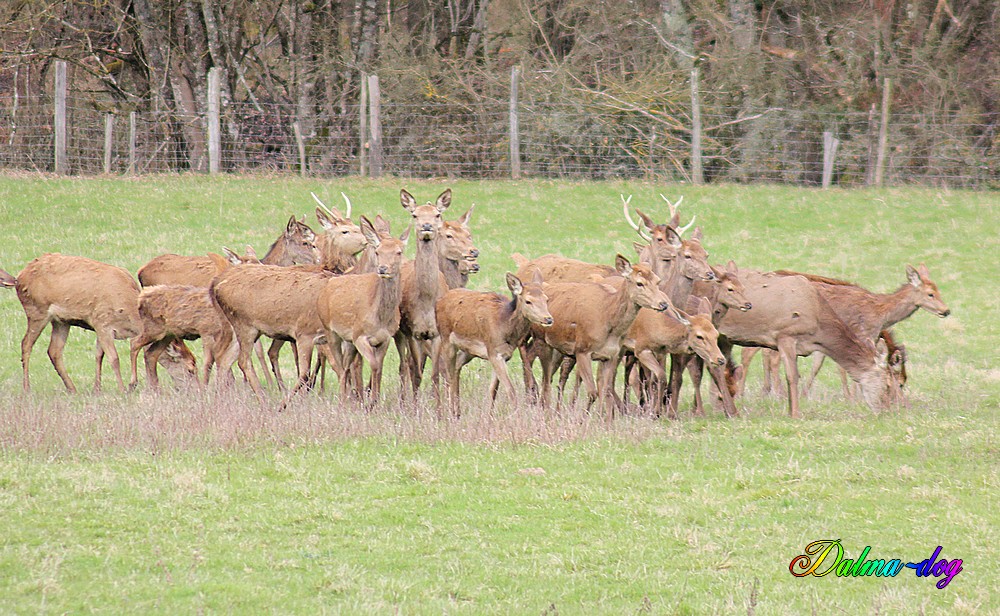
[[0, 189, 951, 419]]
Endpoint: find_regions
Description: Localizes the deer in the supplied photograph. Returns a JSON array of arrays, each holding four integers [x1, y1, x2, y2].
[[530, 254, 673, 415], [621, 296, 725, 417], [312, 193, 367, 274], [128, 281, 238, 390], [394, 188, 452, 397], [436, 270, 553, 416], [742, 264, 948, 399], [316, 216, 406, 403], [137, 216, 318, 286], [209, 258, 335, 407], [2, 254, 196, 393], [715, 270, 899, 418], [437, 205, 480, 289]]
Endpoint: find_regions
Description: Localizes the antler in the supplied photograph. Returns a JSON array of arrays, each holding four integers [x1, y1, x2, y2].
[[620, 194, 651, 241], [311, 192, 336, 218], [659, 193, 696, 237], [341, 192, 352, 219]]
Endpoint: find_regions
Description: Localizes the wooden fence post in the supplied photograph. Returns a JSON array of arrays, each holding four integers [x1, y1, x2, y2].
[[207, 67, 222, 174], [103, 113, 114, 174], [509, 66, 521, 180], [359, 73, 369, 177], [367, 74, 382, 178], [128, 111, 137, 175], [821, 130, 840, 188], [292, 121, 307, 176], [690, 66, 704, 185], [874, 77, 892, 187], [53, 60, 68, 175]]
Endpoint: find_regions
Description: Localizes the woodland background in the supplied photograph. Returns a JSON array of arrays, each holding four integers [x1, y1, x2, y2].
[[0, 0, 997, 185]]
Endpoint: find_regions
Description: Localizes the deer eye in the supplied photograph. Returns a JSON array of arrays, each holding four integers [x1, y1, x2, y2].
[[636, 282, 644, 288], [525, 299, 532, 305]]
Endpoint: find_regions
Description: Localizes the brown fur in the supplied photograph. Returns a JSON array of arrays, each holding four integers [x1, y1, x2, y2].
[[315, 207, 366, 274], [130, 285, 237, 389], [8, 253, 196, 393], [436, 271, 552, 415], [513, 253, 615, 284], [717, 270, 895, 417], [437, 207, 479, 289]]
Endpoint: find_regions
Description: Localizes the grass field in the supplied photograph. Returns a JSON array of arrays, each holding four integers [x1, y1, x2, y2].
[[0, 175, 997, 614]]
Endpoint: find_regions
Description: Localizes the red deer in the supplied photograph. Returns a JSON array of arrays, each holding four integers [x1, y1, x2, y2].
[[622, 296, 725, 417], [716, 270, 898, 417], [210, 258, 334, 406], [744, 265, 948, 398], [129, 282, 237, 389], [2, 254, 196, 393], [436, 270, 553, 415], [313, 193, 367, 274], [137, 216, 318, 287], [531, 255, 672, 414], [316, 217, 406, 403], [394, 188, 452, 395], [437, 206, 480, 289]]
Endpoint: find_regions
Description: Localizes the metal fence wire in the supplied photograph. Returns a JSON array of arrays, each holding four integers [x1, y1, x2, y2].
[[1, 85, 996, 187]]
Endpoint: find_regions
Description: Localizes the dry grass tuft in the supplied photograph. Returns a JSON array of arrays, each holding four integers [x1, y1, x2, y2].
[[0, 383, 672, 455]]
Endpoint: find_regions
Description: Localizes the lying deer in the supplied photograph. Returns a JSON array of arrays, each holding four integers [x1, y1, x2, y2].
[[317, 217, 406, 403], [2, 253, 195, 393], [716, 270, 899, 417], [436, 270, 553, 416]]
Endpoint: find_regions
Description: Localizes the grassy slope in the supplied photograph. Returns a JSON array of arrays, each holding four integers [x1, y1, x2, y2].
[[0, 176, 997, 613]]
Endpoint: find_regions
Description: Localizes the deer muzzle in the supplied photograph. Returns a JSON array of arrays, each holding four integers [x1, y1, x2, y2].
[[378, 265, 392, 278], [741, 302, 753, 311], [939, 309, 951, 317], [540, 316, 554, 327]]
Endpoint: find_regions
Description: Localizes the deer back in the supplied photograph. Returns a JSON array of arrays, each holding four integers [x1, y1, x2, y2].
[[210, 264, 331, 339]]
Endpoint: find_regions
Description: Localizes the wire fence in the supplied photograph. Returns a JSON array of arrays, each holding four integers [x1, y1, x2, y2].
[[1, 82, 996, 188]]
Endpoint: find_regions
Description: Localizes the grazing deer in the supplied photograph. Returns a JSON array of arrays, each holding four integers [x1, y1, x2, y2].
[[744, 264, 948, 398], [531, 255, 673, 414], [316, 217, 406, 403], [437, 206, 480, 289], [129, 283, 237, 389], [716, 270, 898, 417], [394, 188, 452, 396], [137, 216, 318, 287], [622, 296, 724, 417], [2, 254, 196, 393], [436, 270, 553, 415], [210, 260, 334, 406]]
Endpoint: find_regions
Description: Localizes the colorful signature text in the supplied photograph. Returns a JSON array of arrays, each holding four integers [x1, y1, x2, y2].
[[789, 540, 963, 589]]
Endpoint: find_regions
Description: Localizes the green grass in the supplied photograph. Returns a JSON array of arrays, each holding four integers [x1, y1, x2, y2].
[[0, 175, 997, 613]]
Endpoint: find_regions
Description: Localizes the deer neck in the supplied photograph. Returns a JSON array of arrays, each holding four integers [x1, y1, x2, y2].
[[261, 239, 287, 265], [505, 297, 531, 347], [374, 273, 402, 326], [664, 262, 695, 307], [816, 315, 877, 382], [414, 238, 441, 299], [439, 255, 467, 289], [323, 249, 357, 275], [610, 280, 643, 338], [876, 285, 921, 329]]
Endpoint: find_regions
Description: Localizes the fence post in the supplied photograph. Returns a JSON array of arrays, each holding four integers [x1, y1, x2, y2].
[[128, 111, 137, 175], [207, 67, 222, 174], [690, 66, 704, 185], [359, 73, 369, 177], [103, 113, 115, 174], [509, 66, 521, 180], [292, 121, 307, 176], [874, 77, 892, 187], [821, 130, 840, 188], [53, 60, 68, 175], [367, 74, 382, 178]]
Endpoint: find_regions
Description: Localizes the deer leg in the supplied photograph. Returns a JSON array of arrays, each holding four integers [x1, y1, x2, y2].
[[267, 339, 288, 392], [144, 338, 173, 391], [557, 356, 576, 404], [279, 338, 314, 410], [519, 340, 540, 402], [574, 352, 598, 411], [253, 339, 275, 388], [739, 347, 761, 394], [687, 355, 705, 416], [777, 338, 801, 418], [20, 316, 51, 393], [354, 337, 383, 404], [394, 332, 413, 398], [538, 345, 561, 409], [234, 328, 266, 401], [764, 349, 785, 397], [45, 321, 76, 393], [706, 361, 739, 418], [129, 330, 159, 391], [636, 349, 665, 417], [488, 352, 517, 406], [803, 352, 825, 397]]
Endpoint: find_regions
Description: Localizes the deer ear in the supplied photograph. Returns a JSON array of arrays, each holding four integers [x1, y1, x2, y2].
[[669, 210, 681, 228], [726, 260, 738, 275], [286, 215, 298, 234], [511, 252, 528, 268], [614, 254, 632, 277], [400, 189, 418, 212], [691, 226, 704, 241], [457, 204, 474, 228], [222, 247, 242, 264], [374, 214, 391, 235], [905, 264, 921, 287], [316, 208, 335, 231], [874, 338, 890, 368], [632, 241, 645, 256], [531, 268, 544, 285], [635, 209, 656, 231], [207, 252, 231, 274], [359, 216, 380, 247], [435, 188, 452, 212], [506, 272, 523, 296], [245, 245, 259, 262], [398, 225, 411, 246]]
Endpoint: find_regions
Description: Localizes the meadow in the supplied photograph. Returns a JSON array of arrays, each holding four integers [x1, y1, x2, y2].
[[0, 175, 997, 614]]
